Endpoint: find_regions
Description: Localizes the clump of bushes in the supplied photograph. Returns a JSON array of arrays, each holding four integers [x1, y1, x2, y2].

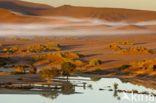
[[46, 42, 60, 47], [38, 67, 59, 83], [147, 64, 156, 71], [35, 52, 82, 60], [119, 64, 131, 70], [14, 65, 25, 74], [64, 52, 81, 59], [0, 42, 61, 55], [26, 43, 60, 53], [106, 44, 121, 50], [105, 41, 155, 55], [118, 58, 156, 76], [34, 52, 84, 65], [1, 48, 17, 54], [115, 47, 151, 55], [89, 59, 102, 66]]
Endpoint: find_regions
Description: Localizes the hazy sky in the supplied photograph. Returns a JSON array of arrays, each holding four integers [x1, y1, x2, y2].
[[21, 0, 156, 11]]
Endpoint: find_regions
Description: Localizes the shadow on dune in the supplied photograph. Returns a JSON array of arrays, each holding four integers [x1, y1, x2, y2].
[[62, 44, 83, 50], [85, 54, 98, 57], [134, 42, 148, 45], [104, 60, 118, 64], [0, 1, 47, 15]]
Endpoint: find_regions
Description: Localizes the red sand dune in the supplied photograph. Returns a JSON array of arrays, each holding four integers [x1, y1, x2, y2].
[[0, 8, 37, 23], [0, 0, 156, 23], [35, 5, 156, 22], [0, 0, 52, 15]]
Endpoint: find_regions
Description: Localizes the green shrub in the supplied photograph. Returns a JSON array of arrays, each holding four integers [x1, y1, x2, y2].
[[14, 65, 25, 74], [38, 67, 59, 83], [106, 44, 121, 50], [61, 62, 76, 80], [119, 64, 131, 70], [147, 64, 156, 71], [89, 59, 102, 66]]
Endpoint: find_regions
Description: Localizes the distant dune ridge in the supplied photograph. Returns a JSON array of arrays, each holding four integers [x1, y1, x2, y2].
[[0, 0, 156, 22], [0, 0, 156, 36]]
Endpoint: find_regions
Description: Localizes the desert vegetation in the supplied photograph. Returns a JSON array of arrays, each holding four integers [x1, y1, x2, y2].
[[89, 59, 102, 66], [34, 52, 85, 66], [105, 41, 154, 55], [106, 44, 121, 50], [111, 41, 134, 45], [61, 62, 76, 80], [14, 65, 26, 74], [38, 67, 59, 83], [26, 42, 60, 53], [34, 51, 103, 74], [115, 47, 151, 54], [0, 42, 61, 55], [118, 58, 156, 77], [0, 36, 156, 92]]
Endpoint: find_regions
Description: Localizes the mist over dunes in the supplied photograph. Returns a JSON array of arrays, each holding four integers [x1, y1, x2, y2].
[[0, 0, 156, 36]]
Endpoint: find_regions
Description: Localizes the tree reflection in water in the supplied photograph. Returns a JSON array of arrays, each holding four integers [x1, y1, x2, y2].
[[41, 82, 76, 100], [113, 83, 121, 100], [42, 92, 59, 100], [61, 82, 75, 95]]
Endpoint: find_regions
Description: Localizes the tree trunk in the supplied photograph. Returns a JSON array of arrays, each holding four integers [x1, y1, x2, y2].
[[67, 75, 69, 82]]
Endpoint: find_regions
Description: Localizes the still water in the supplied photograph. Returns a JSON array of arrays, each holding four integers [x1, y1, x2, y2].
[[0, 76, 156, 103]]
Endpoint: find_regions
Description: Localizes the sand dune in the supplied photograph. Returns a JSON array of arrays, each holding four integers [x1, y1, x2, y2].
[[0, 0, 155, 36], [0, 0, 51, 15], [0, 0, 156, 22], [34, 5, 156, 22]]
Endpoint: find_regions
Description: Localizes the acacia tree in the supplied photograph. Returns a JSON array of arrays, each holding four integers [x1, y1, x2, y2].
[[38, 67, 59, 83], [61, 62, 76, 80]]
